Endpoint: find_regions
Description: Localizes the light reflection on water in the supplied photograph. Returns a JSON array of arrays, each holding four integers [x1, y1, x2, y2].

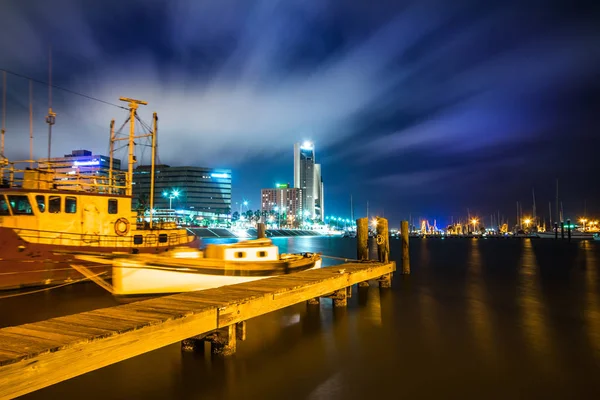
[[2, 237, 599, 399]]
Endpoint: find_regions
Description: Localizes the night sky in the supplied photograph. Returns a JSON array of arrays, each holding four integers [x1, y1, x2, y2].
[[1, 0, 599, 227]]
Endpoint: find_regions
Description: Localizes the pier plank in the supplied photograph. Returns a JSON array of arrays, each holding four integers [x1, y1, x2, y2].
[[0, 262, 395, 400]]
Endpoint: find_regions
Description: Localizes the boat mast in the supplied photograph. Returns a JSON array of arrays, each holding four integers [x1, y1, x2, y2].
[[29, 80, 33, 168], [532, 188, 536, 226], [119, 97, 147, 196], [149, 112, 158, 229], [45, 46, 56, 163], [556, 179, 559, 222], [108, 119, 115, 193], [1, 71, 5, 159]]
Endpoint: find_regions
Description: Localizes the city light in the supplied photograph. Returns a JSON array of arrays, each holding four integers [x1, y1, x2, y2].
[[163, 189, 180, 209], [210, 173, 229, 179], [300, 141, 313, 150], [580, 218, 588, 230], [73, 159, 100, 167], [523, 218, 531, 228]]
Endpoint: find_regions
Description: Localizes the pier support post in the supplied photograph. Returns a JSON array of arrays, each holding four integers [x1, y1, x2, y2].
[[356, 217, 368, 261], [378, 273, 392, 288], [208, 325, 237, 356], [330, 289, 347, 307], [257, 223, 266, 239], [346, 286, 352, 298], [554, 223, 558, 239], [567, 219, 571, 242], [561, 222, 565, 240], [376, 217, 389, 263], [236, 321, 246, 341], [401, 220, 410, 274]]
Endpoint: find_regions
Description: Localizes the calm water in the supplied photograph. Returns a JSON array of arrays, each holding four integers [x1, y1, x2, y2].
[[3, 237, 600, 399]]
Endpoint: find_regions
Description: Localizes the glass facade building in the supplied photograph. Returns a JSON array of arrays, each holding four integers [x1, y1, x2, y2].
[[133, 165, 232, 216], [293, 142, 323, 221]]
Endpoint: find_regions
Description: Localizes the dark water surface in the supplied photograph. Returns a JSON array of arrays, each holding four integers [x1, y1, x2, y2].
[[3, 237, 600, 399]]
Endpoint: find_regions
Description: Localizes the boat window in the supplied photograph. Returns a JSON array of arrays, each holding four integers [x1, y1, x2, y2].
[[49, 196, 61, 213], [65, 197, 77, 214], [7, 195, 34, 215], [0, 195, 10, 216], [35, 195, 45, 213], [158, 234, 168, 243], [234, 251, 246, 259], [133, 235, 143, 245], [257, 251, 267, 258], [108, 199, 118, 214]]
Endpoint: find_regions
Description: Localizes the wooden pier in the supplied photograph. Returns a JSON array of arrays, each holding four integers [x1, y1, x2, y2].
[[0, 261, 395, 400]]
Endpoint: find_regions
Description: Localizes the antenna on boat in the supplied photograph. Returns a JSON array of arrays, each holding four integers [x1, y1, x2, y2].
[[1, 71, 5, 159], [118, 97, 147, 196], [45, 46, 56, 163], [149, 112, 158, 229], [29, 80, 33, 168]]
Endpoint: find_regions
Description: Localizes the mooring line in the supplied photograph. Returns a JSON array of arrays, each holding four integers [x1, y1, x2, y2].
[[0, 272, 108, 300]]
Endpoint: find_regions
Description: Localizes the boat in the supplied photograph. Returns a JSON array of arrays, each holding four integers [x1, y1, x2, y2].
[[536, 230, 595, 240], [594, 233, 600, 241], [69, 238, 322, 295], [0, 98, 199, 290]]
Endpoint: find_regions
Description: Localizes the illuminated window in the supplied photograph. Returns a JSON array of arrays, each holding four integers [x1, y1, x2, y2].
[[108, 199, 118, 214], [8, 195, 34, 215], [35, 195, 45, 213], [49, 196, 61, 213], [234, 251, 246, 259], [0, 195, 10, 216], [65, 197, 77, 213], [257, 251, 267, 258]]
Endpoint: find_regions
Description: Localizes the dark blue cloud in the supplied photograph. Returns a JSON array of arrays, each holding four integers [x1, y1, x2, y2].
[[1, 0, 599, 225]]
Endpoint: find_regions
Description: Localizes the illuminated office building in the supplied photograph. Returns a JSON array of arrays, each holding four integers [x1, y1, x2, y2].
[[293, 142, 324, 221]]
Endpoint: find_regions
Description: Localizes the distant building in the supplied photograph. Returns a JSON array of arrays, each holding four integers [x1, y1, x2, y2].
[[45, 149, 121, 177], [261, 184, 303, 225], [132, 165, 232, 217], [293, 142, 323, 221]]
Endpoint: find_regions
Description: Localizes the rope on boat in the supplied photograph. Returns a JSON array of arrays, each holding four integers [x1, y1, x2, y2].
[[0, 272, 108, 300], [320, 254, 361, 262]]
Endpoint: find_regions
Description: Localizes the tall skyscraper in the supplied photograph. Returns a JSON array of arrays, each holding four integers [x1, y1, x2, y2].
[[294, 141, 324, 221]]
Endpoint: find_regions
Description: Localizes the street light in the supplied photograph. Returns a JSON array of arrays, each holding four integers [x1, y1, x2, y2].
[[163, 189, 180, 209], [523, 218, 531, 228], [471, 218, 478, 233]]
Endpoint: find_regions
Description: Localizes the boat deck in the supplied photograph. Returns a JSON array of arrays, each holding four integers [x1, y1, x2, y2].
[[0, 261, 395, 399]]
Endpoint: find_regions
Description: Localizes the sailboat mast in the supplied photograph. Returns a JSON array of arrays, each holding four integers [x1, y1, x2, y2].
[[556, 179, 559, 222], [532, 188, 536, 223], [1, 71, 5, 158], [350, 194, 353, 221], [46, 46, 56, 163], [549, 201, 552, 226], [149, 112, 158, 229], [29, 80, 33, 168]]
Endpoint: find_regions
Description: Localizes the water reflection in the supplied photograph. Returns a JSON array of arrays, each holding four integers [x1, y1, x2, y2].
[[466, 238, 496, 364], [518, 239, 555, 371], [582, 241, 600, 360]]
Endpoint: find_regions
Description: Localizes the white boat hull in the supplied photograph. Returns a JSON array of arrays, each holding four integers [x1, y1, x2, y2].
[[536, 231, 595, 240], [112, 258, 322, 295]]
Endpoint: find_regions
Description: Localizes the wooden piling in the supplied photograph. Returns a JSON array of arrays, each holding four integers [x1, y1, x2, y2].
[[356, 217, 368, 261], [330, 289, 348, 307], [567, 219, 571, 242], [376, 217, 389, 263], [378, 273, 392, 288], [554, 222, 558, 239], [401, 220, 410, 274], [561, 222, 565, 239], [235, 321, 246, 341], [257, 222, 266, 239]]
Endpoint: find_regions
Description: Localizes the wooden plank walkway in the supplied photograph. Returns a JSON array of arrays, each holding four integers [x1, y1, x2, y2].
[[0, 261, 395, 400]]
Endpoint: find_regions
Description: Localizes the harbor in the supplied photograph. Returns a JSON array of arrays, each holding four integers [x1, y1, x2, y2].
[[1, 236, 599, 399]]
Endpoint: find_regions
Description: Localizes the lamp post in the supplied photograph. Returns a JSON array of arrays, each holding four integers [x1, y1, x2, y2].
[[162, 189, 180, 209]]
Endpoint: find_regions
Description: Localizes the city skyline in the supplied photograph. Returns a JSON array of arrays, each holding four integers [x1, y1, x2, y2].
[[1, 0, 599, 226]]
